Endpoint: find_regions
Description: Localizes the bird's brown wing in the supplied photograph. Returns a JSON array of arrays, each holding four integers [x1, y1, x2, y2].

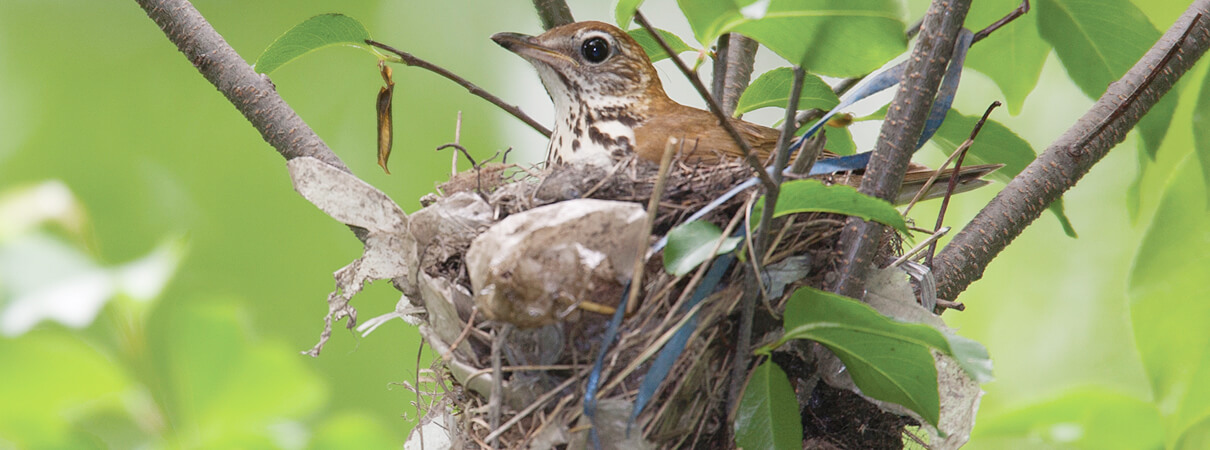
[[633, 102, 1002, 204], [633, 102, 780, 163]]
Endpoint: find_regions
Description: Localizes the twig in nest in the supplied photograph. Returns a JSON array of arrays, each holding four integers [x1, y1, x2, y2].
[[627, 138, 679, 314], [633, 11, 778, 192], [891, 226, 950, 267], [741, 194, 769, 299], [488, 325, 509, 448], [442, 306, 479, 362], [366, 39, 552, 137], [483, 368, 589, 443]]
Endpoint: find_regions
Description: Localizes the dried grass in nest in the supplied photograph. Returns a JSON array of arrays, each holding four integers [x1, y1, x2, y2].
[[414, 156, 910, 448]]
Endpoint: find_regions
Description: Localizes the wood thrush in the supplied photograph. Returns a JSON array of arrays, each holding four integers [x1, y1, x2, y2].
[[493, 21, 1000, 203]]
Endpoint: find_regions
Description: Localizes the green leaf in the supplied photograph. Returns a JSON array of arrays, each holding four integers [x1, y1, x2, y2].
[[1037, 0, 1175, 158], [930, 110, 1077, 236], [1193, 68, 1210, 209], [735, 361, 804, 450], [817, 125, 856, 156], [677, 0, 907, 76], [148, 299, 328, 440], [768, 287, 947, 426], [616, 0, 646, 28], [663, 220, 742, 276], [254, 14, 375, 74], [311, 412, 399, 449], [974, 387, 1164, 449], [964, 0, 1050, 115], [627, 28, 696, 63], [753, 179, 909, 235], [0, 334, 130, 447], [734, 67, 839, 116], [1128, 158, 1210, 448], [1048, 197, 1079, 238]]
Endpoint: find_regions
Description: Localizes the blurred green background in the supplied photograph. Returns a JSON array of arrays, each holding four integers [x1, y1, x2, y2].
[[0, 0, 1206, 448]]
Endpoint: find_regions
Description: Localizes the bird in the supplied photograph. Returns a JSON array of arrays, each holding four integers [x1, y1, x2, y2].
[[492, 20, 1000, 203]]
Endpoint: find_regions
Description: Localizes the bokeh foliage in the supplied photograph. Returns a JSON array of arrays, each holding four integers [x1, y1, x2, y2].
[[1, 0, 1208, 448]]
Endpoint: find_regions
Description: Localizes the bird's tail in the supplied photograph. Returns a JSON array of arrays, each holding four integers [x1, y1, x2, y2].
[[896, 163, 1003, 205]]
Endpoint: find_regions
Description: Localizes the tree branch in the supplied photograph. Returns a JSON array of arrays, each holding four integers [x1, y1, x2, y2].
[[831, 0, 972, 298], [135, 0, 349, 172], [366, 40, 552, 138], [711, 33, 759, 117], [531, 0, 574, 30], [934, 3, 1210, 299]]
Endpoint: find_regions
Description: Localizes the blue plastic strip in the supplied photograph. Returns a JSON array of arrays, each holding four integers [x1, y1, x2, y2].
[[917, 28, 973, 149], [628, 249, 737, 432], [583, 283, 632, 449]]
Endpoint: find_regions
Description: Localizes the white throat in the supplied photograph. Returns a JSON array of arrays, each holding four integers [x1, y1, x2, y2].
[[535, 65, 641, 167]]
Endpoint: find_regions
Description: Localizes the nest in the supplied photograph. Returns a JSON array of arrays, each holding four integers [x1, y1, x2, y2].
[[403, 156, 917, 449]]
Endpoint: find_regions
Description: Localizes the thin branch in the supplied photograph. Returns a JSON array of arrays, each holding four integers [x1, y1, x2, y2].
[[755, 66, 806, 256], [831, 0, 973, 298], [366, 39, 552, 138], [634, 11, 778, 192], [928, 102, 1000, 266], [531, 0, 574, 30], [934, 4, 1210, 299], [972, 0, 1031, 42], [712, 33, 759, 116], [135, 0, 348, 170]]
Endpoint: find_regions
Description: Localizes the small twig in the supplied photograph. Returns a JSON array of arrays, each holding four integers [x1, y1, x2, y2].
[[488, 325, 510, 449], [452, 111, 463, 176], [627, 138, 679, 314], [937, 299, 965, 311], [743, 193, 769, 298], [789, 132, 826, 175], [971, 0, 1031, 42], [581, 156, 633, 198], [366, 39, 551, 137], [927, 102, 1000, 265], [437, 143, 477, 167], [634, 11, 778, 192], [902, 101, 1001, 215], [414, 340, 425, 449], [484, 368, 588, 443], [755, 66, 806, 256], [441, 306, 479, 362], [890, 226, 950, 267]]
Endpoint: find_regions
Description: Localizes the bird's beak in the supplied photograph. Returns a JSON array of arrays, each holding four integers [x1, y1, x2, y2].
[[491, 32, 578, 67]]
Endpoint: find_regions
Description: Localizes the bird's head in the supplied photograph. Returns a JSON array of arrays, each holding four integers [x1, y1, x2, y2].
[[492, 21, 665, 107]]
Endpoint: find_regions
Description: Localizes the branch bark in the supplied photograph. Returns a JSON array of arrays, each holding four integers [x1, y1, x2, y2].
[[934, 2, 1210, 300], [135, 0, 348, 172], [711, 33, 759, 117], [531, 0, 574, 30], [831, 0, 972, 298]]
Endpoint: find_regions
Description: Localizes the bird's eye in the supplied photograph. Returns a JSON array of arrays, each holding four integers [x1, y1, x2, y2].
[[580, 37, 610, 64]]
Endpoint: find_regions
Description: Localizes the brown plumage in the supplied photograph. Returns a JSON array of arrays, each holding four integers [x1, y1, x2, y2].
[[493, 21, 1000, 203]]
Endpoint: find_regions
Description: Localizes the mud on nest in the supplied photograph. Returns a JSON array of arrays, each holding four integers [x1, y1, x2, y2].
[[408, 155, 914, 449]]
